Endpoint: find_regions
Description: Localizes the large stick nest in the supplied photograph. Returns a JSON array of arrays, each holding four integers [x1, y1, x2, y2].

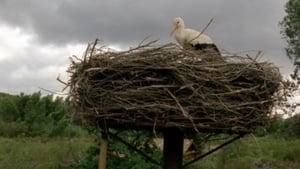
[[67, 40, 282, 134]]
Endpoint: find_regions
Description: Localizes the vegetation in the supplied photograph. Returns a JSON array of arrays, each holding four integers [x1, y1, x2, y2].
[[0, 92, 163, 169], [280, 0, 300, 82], [0, 91, 298, 169], [280, 0, 300, 118], [0, 136, 93, 169], [189, 136, 300, 169], [0, 2, 298, 169], [59, 130, 162, 169], [0, 92, 84, 138]]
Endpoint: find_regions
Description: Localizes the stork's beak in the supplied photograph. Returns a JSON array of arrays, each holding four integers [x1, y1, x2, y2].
[[170, 24, 177, 36]]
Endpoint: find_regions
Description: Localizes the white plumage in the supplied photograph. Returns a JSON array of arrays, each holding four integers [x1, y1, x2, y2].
[[171, 17, 220, 54]]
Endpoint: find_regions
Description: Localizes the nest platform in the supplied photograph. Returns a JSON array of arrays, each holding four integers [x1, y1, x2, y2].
[[67, 41, 282, 134]]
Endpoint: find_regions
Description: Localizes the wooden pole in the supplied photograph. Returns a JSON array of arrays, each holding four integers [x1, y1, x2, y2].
[[99, 131, 108, 169], [163, 128, 184, 169]]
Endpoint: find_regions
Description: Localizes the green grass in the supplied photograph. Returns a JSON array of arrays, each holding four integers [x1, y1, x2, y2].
[[189, 135, 300, 169], [0, 135, 299, 169], [0, 136, 94, 169]]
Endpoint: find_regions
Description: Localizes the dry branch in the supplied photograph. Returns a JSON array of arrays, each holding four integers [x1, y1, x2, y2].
[[67, 40, 283, 134]]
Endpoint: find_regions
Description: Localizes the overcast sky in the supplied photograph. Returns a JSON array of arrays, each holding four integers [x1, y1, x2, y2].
[[0, 0, 294, 95]]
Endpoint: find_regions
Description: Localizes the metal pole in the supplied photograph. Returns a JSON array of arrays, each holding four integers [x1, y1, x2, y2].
[[183, 134, 245, 168]]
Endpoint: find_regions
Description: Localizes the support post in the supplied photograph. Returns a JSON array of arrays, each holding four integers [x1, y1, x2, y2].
[[99, 131, 108, 169], [163, 128, 184, 169]]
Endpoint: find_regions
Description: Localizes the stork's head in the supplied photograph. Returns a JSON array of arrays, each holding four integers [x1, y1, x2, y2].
[[171, 17, 185, 36]]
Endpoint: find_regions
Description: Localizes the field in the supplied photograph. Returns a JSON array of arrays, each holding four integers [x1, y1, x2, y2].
[[190, 136, 300, 169], [0, 135, 299, 169], [0, 92, 299, 169], [0, 137, 94, 169]]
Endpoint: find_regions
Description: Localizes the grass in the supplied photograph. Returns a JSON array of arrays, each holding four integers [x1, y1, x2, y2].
[[189, 135, 300, 169], [0, 134, 299, 169], [0, 136, 94, 169]]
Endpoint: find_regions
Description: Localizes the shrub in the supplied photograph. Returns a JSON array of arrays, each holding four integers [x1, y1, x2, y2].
[[289, 114, 300, 137], [265, 115, 292, 137], [0, 92, 72, 137]]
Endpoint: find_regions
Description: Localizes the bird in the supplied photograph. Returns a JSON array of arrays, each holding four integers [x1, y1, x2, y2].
[[171, 17, 220, 54]]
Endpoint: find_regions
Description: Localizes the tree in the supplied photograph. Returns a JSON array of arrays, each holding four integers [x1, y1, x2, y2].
[[280, 0, 300, 81], [0, 92, 70, 137]]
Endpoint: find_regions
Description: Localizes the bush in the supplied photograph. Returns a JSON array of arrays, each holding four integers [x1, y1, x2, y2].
[[0, 120, 27, 137], [264, 115, 293, 137], [61, 130, 161, 169], [289, 114, 300, 137], [0, 96, 20, 122], [0, 92, 72, 137]]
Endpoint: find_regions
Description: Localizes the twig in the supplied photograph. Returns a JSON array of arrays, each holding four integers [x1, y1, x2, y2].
[[138, 36, 151, 47], [57, 74, 68, 86], [165, 88, 189, 118], [165, 88, 200, 133], [246, 50, 262, 61], [83, 43, 91, 63], [90, 38, 100, 55], [67, 40, 282, 133], [188, 17, 214, 43], [38, 87, 67, 95]]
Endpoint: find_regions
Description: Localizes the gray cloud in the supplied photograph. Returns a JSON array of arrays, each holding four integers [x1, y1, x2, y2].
[[0, 0, 288, 46], [0, 0, 295, 94], [0, 43, 72, 94]]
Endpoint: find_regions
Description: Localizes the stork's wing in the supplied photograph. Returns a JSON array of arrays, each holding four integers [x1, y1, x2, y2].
[[184, 29, 214, 45]]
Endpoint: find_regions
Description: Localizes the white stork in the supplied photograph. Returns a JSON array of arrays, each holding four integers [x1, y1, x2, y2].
[[171, 17, 220, 54]]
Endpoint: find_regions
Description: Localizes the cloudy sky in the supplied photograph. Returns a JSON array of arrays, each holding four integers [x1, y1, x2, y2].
[[0, 0, 294, 95]]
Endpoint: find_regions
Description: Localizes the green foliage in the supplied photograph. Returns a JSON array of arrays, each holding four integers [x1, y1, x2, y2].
[[0, 96, 19, 122], [106, 131, 161, 169], [265, 116, 292, 137], [280, 0, 300, 117], [0, 120, 27, 137], [0, 137, 93, 169], [1, 91, 299, 169], [289, 114, 300, 137], [280, 0, 300, 81], [254, 114, 300, 139], [62, 145, 99, 169], [1, 133, 300, 169], [253, 116, 290, 137], [281, 0, 300, 84], [0, 91, 70, 137], [190, 136, 300, 169], [61, 130, 161, 169]]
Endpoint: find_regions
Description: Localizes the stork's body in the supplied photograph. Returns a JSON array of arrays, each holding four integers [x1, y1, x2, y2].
[[171, 17, 220, 54]]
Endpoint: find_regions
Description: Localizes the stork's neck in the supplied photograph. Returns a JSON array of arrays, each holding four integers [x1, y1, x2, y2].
[[174, 24, 185, 35], [177, 22, 185, 31], [174, 27, 186, 45]]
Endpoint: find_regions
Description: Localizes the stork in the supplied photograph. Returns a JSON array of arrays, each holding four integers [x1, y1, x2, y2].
[[171, 17, 220, 54]]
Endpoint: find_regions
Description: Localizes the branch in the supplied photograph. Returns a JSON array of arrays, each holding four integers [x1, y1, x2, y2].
[[188, 17, 214, 43]]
